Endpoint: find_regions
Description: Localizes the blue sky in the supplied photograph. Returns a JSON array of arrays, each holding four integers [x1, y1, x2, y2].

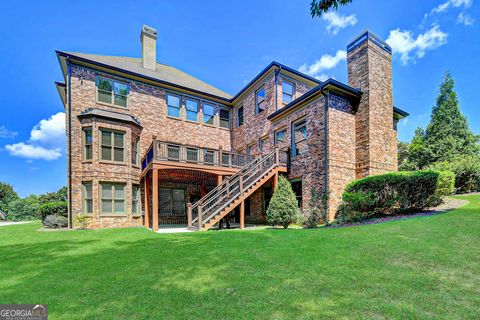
[[0, 0, 478, 197]]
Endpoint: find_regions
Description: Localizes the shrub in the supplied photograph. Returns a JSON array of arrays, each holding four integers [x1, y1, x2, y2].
[[43, 215, 68, 228], [38, 201, 67, 222], [428, 156, 480, 194], [74, 214, 92, 229], [267, 175, 300, 229], [336, 170, 454, 224], [304, 189, 329, 228]]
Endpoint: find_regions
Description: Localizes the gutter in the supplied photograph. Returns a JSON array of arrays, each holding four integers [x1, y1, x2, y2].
[[67, 58, 73, 229], [321, 89, 329, 214]]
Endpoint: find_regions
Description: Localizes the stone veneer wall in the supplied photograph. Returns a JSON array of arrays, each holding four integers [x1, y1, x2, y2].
[[347, 38, 397, 178], [68, 65, 232, 228]]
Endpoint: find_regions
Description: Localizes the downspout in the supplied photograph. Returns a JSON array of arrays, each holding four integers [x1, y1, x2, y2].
[[321, 88, 329, 214], [67, 58, 73, 228], [274, 66, 282, 111]]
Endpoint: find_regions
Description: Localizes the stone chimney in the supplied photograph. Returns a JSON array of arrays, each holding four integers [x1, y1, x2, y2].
[[140, 25, 158, 70], [347, 31, 397, 178]]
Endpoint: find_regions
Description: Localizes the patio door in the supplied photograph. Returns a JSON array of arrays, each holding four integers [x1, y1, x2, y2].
[[158, 188, 187, 225]]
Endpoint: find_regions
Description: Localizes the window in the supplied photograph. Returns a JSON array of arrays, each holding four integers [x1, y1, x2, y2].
[[159, 188, 186, 221], [96, 76, 129, 107], [259, 136, 268, 152], [100, 129, 125, 162], [237, 106, 244, 127], [292, 120, 307, 157], [203, 103, 215, 125], [83, 182, 93, 214], [274, 129, 286, 145], [219, 109, 230, 128], [132, 185, 141, 215], [185, 98, 199, 122], [291, 180, 303, 209], [282, 80, 294, 104], [167, 94, 181, 118], [132, 137, 140, 165], [246, 144, 254, 157], [256, 87, 266, 114], [83, 128, 92, 160], [100, 183, 126, 214]]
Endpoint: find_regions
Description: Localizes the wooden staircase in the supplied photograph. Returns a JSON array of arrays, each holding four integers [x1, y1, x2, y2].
[[188, 148, 288, 231]]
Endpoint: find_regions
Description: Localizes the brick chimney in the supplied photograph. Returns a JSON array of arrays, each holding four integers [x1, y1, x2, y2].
[[347, 31, 397, 178], [140, 25, 158, 70]]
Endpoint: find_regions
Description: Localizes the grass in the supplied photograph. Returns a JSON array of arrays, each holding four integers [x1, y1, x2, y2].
[[1, 195, 479, 319]]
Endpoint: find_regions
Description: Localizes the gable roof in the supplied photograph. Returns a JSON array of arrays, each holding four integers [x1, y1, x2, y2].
[[56, 51, 232, 100]]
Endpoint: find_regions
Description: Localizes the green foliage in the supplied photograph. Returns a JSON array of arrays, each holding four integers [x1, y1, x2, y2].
[[7, 195, 40, 221], [38, 186, 68, 205], [336, 171, 454, 223], [405, 73, 479, 169], [310, 0, 353, 17], [43, 215, 68, 228], [74, 214, 92, 229], [304, 189, 329, 228], [267, 175, 300, 228], [38, 201, 68, 222], [0, 182, 19, 213], [429, 155, 480, 193]]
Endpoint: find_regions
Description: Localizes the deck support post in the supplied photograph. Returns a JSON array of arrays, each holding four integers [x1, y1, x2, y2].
[[217, 175, 223, 186], [187, 203, 192, 228], [273, 170, 279, 190], [152, 168, 159, 232], [143, 174, 150, 228], [240, 200, 245, 230]]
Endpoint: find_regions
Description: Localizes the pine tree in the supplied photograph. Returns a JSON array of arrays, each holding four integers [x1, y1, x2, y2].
[[267, 175, 300, 229], [422, 72, 479, 165]]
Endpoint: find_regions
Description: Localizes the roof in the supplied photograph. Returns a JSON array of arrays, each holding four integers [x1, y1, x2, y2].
[[56, 51, 232, 100], [78, 108, 142, 126], [231, 61, 323, 102], [268, 79, 362, 120], [393, 106, 409, 119]]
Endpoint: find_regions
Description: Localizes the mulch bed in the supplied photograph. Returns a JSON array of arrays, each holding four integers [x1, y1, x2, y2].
[[326, 197, 469, 229]]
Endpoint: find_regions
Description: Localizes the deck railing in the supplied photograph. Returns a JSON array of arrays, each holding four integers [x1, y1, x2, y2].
[[141, 139, 254, 171]]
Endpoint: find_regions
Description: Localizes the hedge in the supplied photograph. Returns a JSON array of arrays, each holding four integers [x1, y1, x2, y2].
[[38, 201, 68, 222], [336, 170, 454, 223], [428, 156, 480, 194]]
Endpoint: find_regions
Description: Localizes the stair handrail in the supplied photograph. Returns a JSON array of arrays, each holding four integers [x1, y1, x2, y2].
[[197, 148, 280, 227]]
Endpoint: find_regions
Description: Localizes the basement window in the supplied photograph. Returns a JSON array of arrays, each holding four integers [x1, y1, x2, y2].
[[82, 182, 93, 214], [132, 185, 141, 216], [100, 183, 126, 215], [96, 76, 129, 108]]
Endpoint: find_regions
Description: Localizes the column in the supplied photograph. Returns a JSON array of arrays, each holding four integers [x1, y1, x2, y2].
[[152, 168, 159, 232]]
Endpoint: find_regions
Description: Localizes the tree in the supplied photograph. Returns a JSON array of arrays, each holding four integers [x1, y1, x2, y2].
[[0, 182, 19, 213], [397, 141, 411, 171], [404, 72, 479, 169], [7, 195, 40, 221], [38, 186, 67, 205], [310, 0, 353, 17], [267, 175, 300, 229], [423, 72, 479, 165]]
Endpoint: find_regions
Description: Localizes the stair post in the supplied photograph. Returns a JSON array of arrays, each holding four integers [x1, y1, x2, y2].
[[239, 173, 245, 230], [187, 203, 192, 228], [197, 202, 203, 230], [275, 148, 279, 166], [239, 173, 244, 197]]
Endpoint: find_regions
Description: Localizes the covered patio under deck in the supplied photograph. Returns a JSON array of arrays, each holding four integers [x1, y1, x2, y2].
[[140, 139, 252, 231]]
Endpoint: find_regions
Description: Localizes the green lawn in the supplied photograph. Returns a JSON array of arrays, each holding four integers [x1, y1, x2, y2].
[[1, 195, 480, 319]]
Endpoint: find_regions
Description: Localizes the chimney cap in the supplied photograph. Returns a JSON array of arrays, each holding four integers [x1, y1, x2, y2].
[[347, 30, 391, 54], [141, 25, 158, 41]]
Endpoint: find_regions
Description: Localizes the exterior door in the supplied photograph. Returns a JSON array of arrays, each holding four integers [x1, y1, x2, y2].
[[158, 188, 187, 225]]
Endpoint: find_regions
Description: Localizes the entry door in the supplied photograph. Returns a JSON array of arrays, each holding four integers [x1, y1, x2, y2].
[[159, 188, 186, 225]]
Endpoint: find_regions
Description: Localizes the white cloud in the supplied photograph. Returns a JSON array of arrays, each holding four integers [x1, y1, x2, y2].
[[5, 143, 61, 161], [322, 12, 357, 35], [457, 12, 475, 25], [432, 0, 472, 13], [386, 25, 448, 64], [30, 112, 66, 147], [299, 50, 346, 79], [0, 126, 17, 138], [5, 112, 65, 161]]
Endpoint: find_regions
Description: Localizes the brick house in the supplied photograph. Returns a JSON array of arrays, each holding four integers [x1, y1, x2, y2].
[[55, 26, 408, 230]]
